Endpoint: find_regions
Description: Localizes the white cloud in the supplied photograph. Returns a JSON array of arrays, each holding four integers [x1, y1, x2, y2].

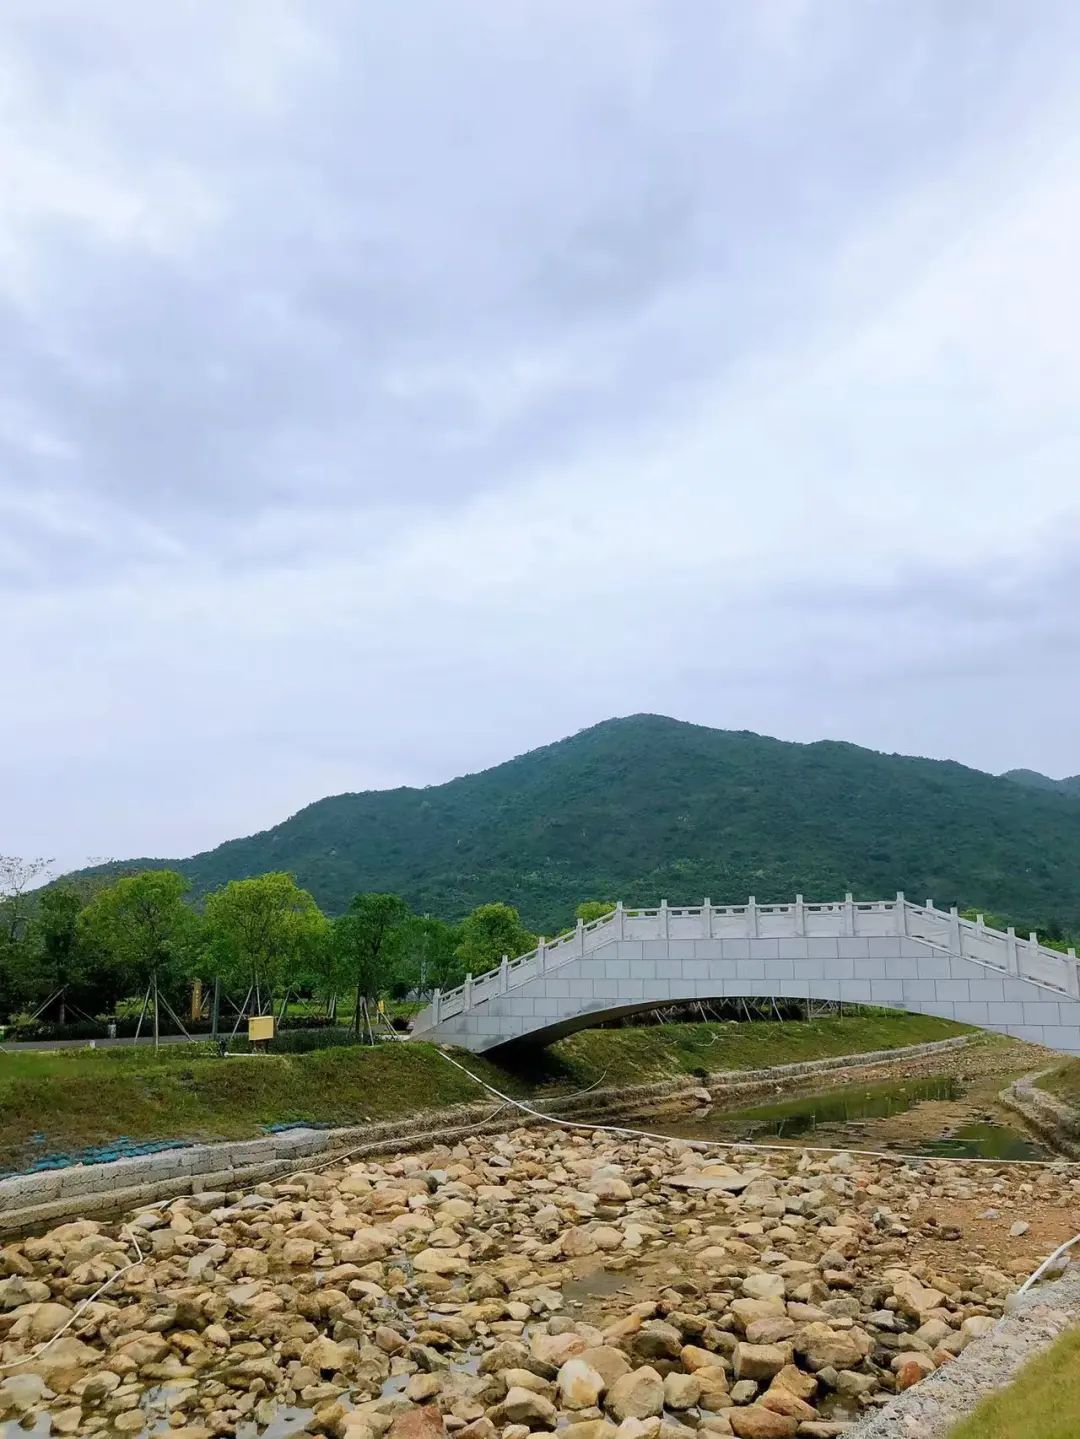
[[5, 1, 1080, 869]]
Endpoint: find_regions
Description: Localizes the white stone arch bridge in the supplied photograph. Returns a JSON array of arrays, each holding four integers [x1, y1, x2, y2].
[[410, 895, 1080, 1054]]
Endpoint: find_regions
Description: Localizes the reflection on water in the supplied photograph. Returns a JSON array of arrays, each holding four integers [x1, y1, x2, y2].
[[651, 1073, 1050, 1160]]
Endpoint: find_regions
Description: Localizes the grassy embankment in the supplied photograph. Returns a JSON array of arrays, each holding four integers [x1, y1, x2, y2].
[[0, 1012, 966, 1171], [1039, 1060, 1080, 1106], [947, 1326, 1080, 1439]]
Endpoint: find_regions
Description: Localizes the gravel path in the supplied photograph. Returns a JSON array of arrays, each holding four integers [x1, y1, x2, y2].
[[848, 1268, 1080, 1438]]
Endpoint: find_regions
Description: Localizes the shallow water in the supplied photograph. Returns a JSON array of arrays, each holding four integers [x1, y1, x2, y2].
[[647, 1072, 1050, 1160]]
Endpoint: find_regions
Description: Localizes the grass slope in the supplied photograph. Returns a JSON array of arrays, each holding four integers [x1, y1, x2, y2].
[[71, 715, 1080, 933], [0, 1013, 965, 1171], [947, 1325, 1080, 1439]]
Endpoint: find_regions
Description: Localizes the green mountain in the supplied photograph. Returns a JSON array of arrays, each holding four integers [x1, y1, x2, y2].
[[1000, 768, 1080, 798], [76, 715, 1080, 934]]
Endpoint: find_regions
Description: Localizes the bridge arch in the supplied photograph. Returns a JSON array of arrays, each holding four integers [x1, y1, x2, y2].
[[411, 896, 1080, 1055]]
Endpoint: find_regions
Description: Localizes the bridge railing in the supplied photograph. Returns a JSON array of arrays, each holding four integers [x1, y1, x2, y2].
[[412, 894, 1080, 1032]]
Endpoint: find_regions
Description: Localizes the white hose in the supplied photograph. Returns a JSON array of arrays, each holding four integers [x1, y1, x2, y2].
[[432, 1047, 1080, 1167], [432, 1047, 1080, 1299], [0, 1226, 144, 1373], [4, 1047, 1075, 1381]]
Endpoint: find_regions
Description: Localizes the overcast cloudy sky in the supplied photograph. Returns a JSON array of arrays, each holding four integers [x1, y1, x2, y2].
[[6, 2, 1080, 873]]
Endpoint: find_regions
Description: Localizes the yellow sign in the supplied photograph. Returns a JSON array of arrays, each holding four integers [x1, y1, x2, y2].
[[248, 1015, 275, 1043]]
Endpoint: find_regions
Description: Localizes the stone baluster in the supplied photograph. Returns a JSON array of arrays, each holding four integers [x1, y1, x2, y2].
[[949, 906, 961, 954]]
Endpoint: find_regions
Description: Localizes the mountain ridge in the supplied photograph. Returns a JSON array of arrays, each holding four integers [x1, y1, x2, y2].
[[65, 714, 1080, 934], [1000, 767, 1080, 798]]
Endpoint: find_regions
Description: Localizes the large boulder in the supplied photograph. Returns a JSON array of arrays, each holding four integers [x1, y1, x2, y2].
[[559, 1359, 607, 1410], [606, 1367, 665, 1421], [733, 1344, 790, 1382], [794, 1324, 872, 1372], [727, 1409, 797, 1439]]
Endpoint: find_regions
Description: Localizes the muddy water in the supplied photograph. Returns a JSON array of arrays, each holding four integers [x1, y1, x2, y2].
[[646, 1070, 1050, 1159]]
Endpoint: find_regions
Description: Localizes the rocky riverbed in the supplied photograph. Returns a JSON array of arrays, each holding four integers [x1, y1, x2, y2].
[[2, 1123, 1079, 1439]]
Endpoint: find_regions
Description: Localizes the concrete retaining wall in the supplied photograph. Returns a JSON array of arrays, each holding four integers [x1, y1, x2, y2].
[[0, 1035, 970, 1234]]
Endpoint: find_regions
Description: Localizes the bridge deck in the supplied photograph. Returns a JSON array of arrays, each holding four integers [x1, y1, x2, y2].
[[411, 895, 1080, 1054]]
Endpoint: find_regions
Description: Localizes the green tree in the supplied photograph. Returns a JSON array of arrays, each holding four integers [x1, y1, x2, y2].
[[204, 873, 328, 1014], [332, 893, 412, 1038], [576, 900, 615, 924], [456, 902, 535, 976], [79, 870, 200, 1043], [29, 886, 93, 1024], [0, 857, 53, 1017], [396, 915, 462, 997]]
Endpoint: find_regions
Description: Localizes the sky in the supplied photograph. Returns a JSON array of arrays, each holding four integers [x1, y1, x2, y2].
[[5, 2, 1080, 875]]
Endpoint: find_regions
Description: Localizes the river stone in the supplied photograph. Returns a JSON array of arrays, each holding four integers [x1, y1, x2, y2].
[[728, 1406, 797, 1438], [388, 1406, 446, 1439], [767, 1367, 816, 1402], [501, 1386, 558, 1426], [664, 1373, 701, 1410], [590, 1175, 633, 1203], [563, 1423, 619, 1439], [633, 1322, 683, 1361], [564, 1227, 600, 1258], [742, 1274, 785, 1302], [581, 1346, 633, 1387], [730, 1299, 786, 1331], [745, 1319, 796, 1346], [888, 1272, 946, 1321], [759, 1388, 816, 1421], [695, 1367, 732, 1410], [794, 1324, 872, 1371], [892, 1352, 936, 1390], [606, 1367, 665, 1421], [559, 1359, 607, 1409], [733, 1345, 789, 1382]]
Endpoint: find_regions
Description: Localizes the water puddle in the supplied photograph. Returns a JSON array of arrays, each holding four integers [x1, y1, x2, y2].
[[643, 1072, 1051, 1160]]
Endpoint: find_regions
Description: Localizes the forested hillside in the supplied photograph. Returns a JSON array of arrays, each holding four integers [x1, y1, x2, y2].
[[66, 716, 1080, 935], [1000, 768, 1080, 798]]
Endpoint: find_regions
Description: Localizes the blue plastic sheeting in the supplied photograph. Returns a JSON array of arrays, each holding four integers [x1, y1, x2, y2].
[[1, 1134, 193, 1179], [263, 1120, 331, 1133]]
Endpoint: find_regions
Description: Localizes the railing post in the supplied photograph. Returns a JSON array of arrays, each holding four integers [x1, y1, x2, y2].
[[463, 973, 473, 1007], [1068, 949, 1080, 1000], [500, 955, 510, 993], [576, 917, 585, 954], [1006, 927, 1019, 975], [616, 901, 625, 940], [537, 937, 547, 973], [746, 896, 758, 938], [976, 913, 985, 935], [843, 892, 855, 937], [702, 898, 713, 938], [794, 894, 805, 935], [895, 891, 907, 936], [432, 988, 442, 1024], [949, 906, 961, 954], [660, 899, 670, 938], [1029, 932, 1041, 975]]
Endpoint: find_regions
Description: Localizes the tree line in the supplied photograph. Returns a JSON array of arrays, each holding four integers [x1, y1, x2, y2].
[[0, 856, 607, 1037]]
